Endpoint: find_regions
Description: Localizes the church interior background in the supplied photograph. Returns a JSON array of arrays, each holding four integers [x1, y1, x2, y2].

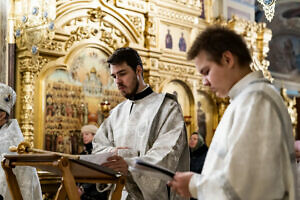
[[0, 0, 300, 198]]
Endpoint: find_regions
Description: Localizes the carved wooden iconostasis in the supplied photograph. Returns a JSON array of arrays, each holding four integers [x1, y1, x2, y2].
[[14, 0, 272, 154]]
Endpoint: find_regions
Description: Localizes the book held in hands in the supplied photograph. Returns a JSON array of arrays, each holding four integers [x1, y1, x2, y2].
[[129, 159, 175, 181]]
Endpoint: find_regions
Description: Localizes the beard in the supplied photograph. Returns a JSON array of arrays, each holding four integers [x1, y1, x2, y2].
[[124, 77, 139, 99]]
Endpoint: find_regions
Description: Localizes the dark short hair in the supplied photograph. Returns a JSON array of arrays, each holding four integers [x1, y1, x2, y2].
[[107, 47, 143, 72], [187, 26, 252, 67], [191, 132, 198, 136]]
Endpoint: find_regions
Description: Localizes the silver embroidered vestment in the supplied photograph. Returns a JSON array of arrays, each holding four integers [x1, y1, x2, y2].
[[0, 119, 42, 200], [93, 92, 190, 200]]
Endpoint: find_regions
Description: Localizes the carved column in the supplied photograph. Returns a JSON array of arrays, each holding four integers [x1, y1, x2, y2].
[[281, 88, 298, 137], [215, 97, 229, 122], [149, 76, 162, 92], [204, 0, 213, 23], [18, 56, 48, 146], [254, 23, 272, 80], [144, 14, 157, 49]]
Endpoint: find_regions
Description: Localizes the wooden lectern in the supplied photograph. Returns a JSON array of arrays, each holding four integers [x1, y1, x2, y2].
[[2, 154, 125, 200]]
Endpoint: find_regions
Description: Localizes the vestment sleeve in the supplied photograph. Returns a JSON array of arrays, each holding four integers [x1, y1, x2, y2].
[[14, 166, 42, 200], [92, 118, 116, 154]]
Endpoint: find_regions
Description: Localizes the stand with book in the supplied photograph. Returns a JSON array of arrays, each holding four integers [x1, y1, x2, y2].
[[1, 143, 125, 200]]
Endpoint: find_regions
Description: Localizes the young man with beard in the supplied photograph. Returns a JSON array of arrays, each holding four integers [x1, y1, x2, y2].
[[168, 26, 296, 199], [92, 47, 189, 200]]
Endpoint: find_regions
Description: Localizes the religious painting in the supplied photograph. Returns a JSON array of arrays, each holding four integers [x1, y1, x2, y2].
[[269, 36, 300, 78], [225, 0, 255, 21], [227, 6, 251, 20], [44, 75, 84, 154], [178, 32, 187, 52], [196, 100, 206, 136], [196, 91, 217, 146], [161, 80, 194, 137], [199, 0, 205, 19], [165, 29, 173, 49], [43, 47, 123, 154], [160, 24, 190, 52], [256, 1, 300, 91]]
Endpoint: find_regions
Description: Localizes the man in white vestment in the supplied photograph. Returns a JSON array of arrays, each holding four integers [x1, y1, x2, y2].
[[92, 47, 189, 200], [168, 26, 297, 200], [0, 83, 42, 200]]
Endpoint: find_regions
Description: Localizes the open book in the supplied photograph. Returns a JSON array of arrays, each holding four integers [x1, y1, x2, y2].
[[79, 152, 113, 165], [129, 159, 175, 181], [70, 152, 121, 177]]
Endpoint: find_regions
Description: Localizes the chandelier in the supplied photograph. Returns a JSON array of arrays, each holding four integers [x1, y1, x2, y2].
[[13, 0, 56, 56], [257, 0, 276, 22]]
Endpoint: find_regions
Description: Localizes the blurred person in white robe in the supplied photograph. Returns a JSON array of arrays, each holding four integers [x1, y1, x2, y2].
[[168, 26, 296, 200], [0, 83, 42, 200], [92, 47, 189, 200]]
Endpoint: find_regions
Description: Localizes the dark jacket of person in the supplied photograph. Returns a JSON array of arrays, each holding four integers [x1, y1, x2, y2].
[[79, 142, 108, 200], [80, 142, 93, 155], [190, 144, 208, 174], [190, 144, 208, 200]]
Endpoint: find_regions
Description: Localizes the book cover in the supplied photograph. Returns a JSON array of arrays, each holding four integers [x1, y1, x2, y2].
[[129, 159, 175, 181]]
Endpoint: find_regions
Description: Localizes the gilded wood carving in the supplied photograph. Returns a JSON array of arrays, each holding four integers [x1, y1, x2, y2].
[[13, 0, 276, 149]]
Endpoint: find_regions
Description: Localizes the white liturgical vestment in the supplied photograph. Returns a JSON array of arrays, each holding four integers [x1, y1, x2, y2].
[[189, 71, 296, 200], [0, 119, 42, 200], [93, 91, 189, 200]]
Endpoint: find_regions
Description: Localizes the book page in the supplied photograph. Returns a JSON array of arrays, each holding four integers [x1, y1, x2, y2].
[[79, 152, 113, 166]]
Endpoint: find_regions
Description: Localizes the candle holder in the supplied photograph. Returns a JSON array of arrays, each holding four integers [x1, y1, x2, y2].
[[99, 100, 111, 119], [184, 116, 192, 125], [13, 0, 56, 56]]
